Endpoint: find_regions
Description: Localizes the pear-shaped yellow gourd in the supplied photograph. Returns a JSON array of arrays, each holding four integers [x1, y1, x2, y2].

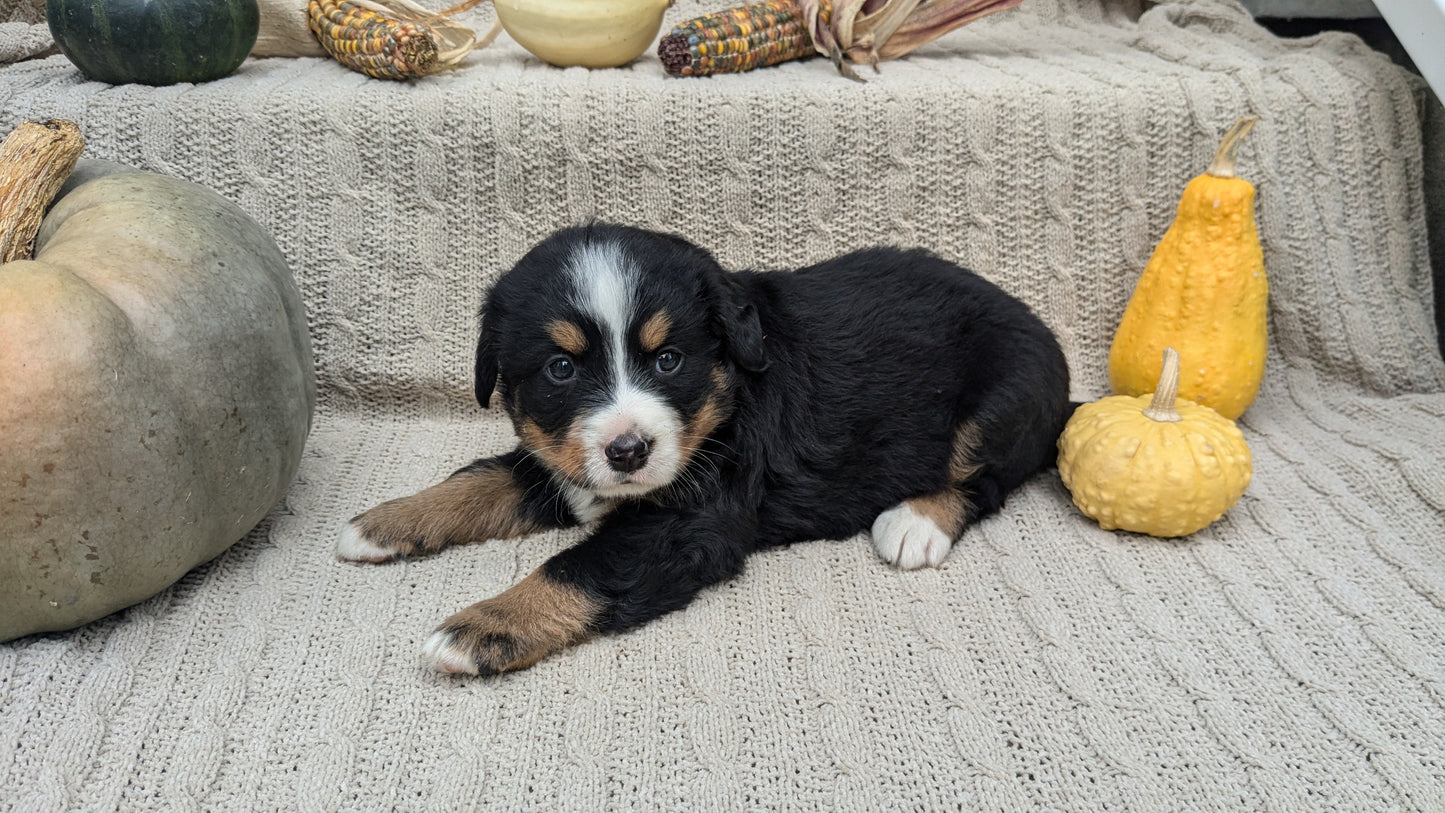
[[1059, 348, 1252, 538], [1109, 116, 1267, 420]]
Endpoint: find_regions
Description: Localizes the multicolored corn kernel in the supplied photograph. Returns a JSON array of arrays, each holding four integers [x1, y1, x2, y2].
[[308, 0, 439, 80], [658, 0, 819, 76]]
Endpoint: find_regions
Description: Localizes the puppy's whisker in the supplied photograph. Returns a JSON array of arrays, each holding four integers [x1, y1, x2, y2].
[[681, 447, 728, 464], [663, 465, 712, 506], [519, 478, 550, 503], [678, 433, 736, 454], [513, 442, 571, 469], [507, 442, 598, 501]]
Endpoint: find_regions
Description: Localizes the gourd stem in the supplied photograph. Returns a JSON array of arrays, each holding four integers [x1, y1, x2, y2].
[[1142, 347, 1184, 423], [0, 120, 84, 263], [1205, 115, 1258, 180]]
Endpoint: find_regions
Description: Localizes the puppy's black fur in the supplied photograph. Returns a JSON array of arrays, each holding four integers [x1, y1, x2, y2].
[[342, 224, 1071, 675]]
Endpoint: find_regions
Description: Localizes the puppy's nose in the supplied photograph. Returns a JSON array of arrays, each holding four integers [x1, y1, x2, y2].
[[604, 433, 651, 473]]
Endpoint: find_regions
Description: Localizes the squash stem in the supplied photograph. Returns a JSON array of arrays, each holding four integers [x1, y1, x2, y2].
[[1142, 347, 1184, 423], [0, 120, 84, 263], [1205, 115, 1258, 179]]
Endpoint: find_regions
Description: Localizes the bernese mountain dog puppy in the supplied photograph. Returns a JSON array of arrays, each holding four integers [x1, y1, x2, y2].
[[338, 223, 1071, 676]]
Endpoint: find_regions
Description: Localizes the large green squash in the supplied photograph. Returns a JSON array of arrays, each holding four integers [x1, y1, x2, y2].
[[46, 0, 260, 86], [0, 160, 315, 641]]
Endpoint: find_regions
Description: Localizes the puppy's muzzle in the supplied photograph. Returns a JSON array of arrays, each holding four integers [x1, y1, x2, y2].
[[604, 433, 651, 474]]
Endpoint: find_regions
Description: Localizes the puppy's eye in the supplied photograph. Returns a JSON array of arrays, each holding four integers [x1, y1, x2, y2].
[[655, 349, 683, 375], [545, 355, 575, 383]]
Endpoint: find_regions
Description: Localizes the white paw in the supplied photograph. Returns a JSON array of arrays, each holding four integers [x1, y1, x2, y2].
[[872, 503, 954, 570], [335, 520, 397, 563], [420, 629, 478, 675]]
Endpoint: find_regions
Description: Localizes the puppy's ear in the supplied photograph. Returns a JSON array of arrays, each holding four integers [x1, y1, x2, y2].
[[474, 320, 499, 408], [709, 270, 768, 372], [668, 231, 768, 373], [722, 301, 767, 372]]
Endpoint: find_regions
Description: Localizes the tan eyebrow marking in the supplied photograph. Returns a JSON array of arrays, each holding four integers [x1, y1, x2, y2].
[[546, 320, 587, 354], [639, 309, 672, 353]]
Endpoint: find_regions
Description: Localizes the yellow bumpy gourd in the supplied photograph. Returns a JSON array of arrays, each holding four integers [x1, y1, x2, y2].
[[1059, 348, 1252, 538], [1109, 116, 1268, 420]]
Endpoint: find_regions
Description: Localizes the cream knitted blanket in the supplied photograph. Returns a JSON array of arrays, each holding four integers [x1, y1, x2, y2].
[[3, 1, 1444, 808]]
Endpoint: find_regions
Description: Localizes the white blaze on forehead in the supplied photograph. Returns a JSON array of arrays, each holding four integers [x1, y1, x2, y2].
[[564, 238, 682, 498], [566, 240, 636, 374]]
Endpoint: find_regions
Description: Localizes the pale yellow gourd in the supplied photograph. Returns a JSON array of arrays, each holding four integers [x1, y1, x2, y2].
[[493, 0, 673, 68], [1108, 116, 1267, 420], [1059, 348, 1252, 538]]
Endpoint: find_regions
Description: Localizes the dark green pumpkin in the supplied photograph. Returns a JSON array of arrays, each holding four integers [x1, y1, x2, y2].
[[46, 0, 260, 86]]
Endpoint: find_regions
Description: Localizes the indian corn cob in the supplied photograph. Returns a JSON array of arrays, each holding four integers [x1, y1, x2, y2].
[[308, 0, 440, 79], [658, 0, 819, 77], [308, 0, 492, 80], [660, 0, 1026, 78]]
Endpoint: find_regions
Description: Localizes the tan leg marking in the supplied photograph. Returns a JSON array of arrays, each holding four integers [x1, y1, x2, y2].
[[427, 569, 600, 674], [639, 309, 672, 353], [872, 418, 987, 569], [904, 489, 974, 540], [908, 418, 987, 538], [546, 319, 587, 354], [950, 419, 985, 483], [348, 466, 540, 558]]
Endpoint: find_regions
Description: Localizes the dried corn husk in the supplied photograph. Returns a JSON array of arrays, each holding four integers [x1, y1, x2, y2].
[[310, 0, 501, 79], [802, 0, 1022, 78]]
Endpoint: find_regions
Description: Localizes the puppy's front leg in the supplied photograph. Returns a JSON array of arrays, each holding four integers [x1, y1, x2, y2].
[[422, 503, 754, 675], [337, 448, 575, 563]]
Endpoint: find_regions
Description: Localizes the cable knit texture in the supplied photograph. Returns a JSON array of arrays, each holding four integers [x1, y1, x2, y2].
[[3, 0, 1444, 808]]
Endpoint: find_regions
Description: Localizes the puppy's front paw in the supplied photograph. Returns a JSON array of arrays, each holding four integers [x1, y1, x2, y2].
[[336, 465, 543, 564], [336, 517, 404, 563], [419, 571, 600, 676], [872, 503, 954, 570], [420, 624, 547, 676], [420, 628, 492, 675]]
